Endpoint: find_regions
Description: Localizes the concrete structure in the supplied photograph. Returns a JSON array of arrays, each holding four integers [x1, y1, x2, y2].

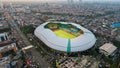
[[0, 32, 17, 58], [0, 21, 9, 29], [34, 20, 96, 52], [58, 56, 98, 68], [0, 56, 11, 68], [0, 33, 8, 42], [0, 18, 18, 68], [111, 22, 120, 28], [0, 3, 4, 9], [99, 43, 117, 56], [68, 0, 74, 4]]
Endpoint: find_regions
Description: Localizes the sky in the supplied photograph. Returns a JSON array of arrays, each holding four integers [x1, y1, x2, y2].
[[0, 0, 120, 2]]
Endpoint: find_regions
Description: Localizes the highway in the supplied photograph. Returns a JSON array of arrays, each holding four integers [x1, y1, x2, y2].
[[4, 11, 50, 68]]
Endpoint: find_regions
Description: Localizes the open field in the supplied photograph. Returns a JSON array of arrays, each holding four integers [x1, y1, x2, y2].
[[54, 29, 76, 39]]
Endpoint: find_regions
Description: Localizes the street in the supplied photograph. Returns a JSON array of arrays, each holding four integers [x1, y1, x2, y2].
[[4, 11, 50, 68]]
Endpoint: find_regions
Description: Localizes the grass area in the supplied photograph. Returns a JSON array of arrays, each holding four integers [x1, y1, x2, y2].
[[54, 29, 76, 39]]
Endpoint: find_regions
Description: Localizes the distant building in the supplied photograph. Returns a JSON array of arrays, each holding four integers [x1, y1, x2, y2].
[[111, 22, 120, 28], [0, 57, 11, 68], [68, 0, 74, 4], [0, 3, 4, 9], [15, 8, 25, 12], [25, 6, 31, 13], [0, 21, 10, 42], [0, 33, 8, 42], [0, 17, 20, 68], [99, 43, 117, 56], [0, 21, 17, 62], [115, 35, 120, 42], [0, 21, 10, 33], [0, 41, 17, 58], [112, 28, 120, 42], [0, 32, 18, 58], [79, 0, 82, 3], [0, 21, 9, 29]]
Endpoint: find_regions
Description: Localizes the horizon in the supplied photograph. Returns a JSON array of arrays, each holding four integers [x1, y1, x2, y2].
[[1, 0, 120, 3]]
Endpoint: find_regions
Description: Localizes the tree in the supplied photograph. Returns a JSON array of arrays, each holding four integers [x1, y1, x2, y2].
[[21, 25, 35, 35]]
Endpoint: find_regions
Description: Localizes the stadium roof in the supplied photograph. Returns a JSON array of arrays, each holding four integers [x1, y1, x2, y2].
[[34, 21, 96, 52]]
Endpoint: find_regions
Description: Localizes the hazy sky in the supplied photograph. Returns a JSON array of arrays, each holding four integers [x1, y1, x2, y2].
[[1, 0, 120, 2]]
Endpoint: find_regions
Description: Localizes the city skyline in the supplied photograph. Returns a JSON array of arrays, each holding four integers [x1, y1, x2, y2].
[[0, 0, 120, 68], [1, 0, 120, 2]]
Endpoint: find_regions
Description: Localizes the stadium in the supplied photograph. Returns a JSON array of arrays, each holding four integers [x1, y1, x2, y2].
[[34, 20, 96, 52]]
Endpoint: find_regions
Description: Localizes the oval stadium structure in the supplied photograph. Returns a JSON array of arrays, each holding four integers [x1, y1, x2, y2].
[[34, 20, 96, 52]]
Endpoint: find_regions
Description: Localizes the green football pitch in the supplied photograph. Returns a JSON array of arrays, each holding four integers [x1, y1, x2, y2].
[[54, 30, 76, 39]]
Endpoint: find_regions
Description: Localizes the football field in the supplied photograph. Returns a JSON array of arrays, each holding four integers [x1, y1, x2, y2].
[[54, 30, 76, 39]]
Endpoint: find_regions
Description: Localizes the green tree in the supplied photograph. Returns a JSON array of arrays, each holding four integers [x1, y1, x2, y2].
[[21, 25, 35, 35]]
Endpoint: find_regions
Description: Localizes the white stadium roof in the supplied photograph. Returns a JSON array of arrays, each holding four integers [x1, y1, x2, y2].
[[34, 21, 96, 52]]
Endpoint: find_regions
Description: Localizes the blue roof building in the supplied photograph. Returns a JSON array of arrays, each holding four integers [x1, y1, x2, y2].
[[111, 22, 120, 28]]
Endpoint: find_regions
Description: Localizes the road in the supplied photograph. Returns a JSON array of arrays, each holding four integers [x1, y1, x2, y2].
[[4, 11, 50, 68]]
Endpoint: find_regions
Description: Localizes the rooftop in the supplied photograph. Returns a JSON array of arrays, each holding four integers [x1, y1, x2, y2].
[[0, 41, 14, 47], [111, 22, 120, 28], [0, 22, 9, 29], [99, 43, 117, 55], [0, 22, 10, 33]]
